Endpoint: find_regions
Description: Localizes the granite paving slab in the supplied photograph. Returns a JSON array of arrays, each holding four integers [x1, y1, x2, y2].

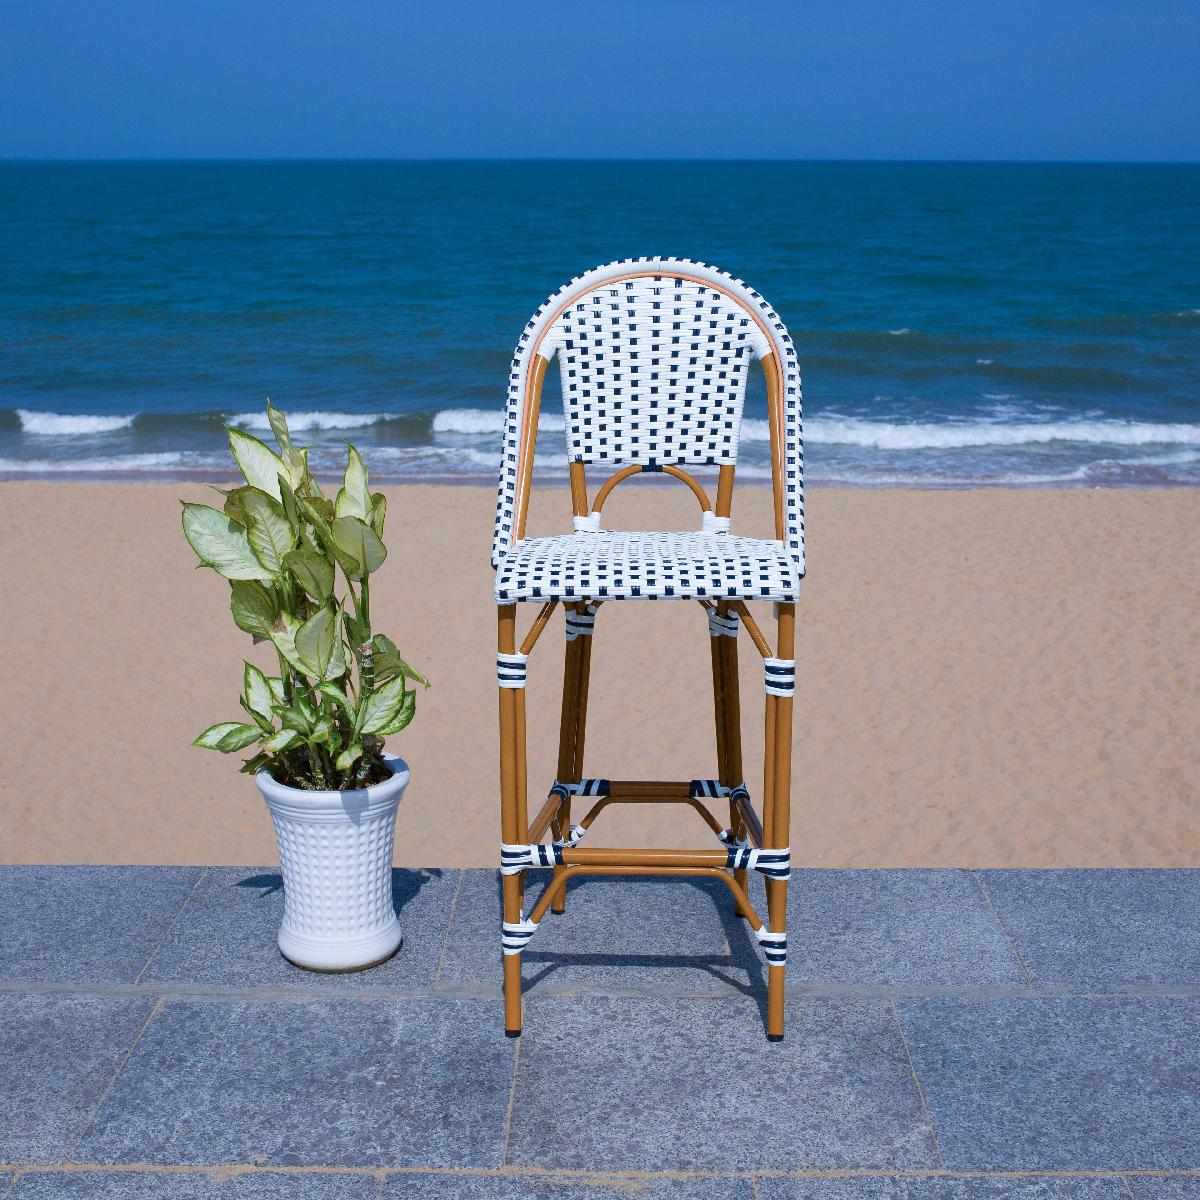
[[776, 869, 1026, 987], [979, 869, 1200, 987], [74, 997, 513, 1168], [0, 993, 155, 1165], [1125, 1181, 1200, 1200], [758, 1177, 1132, 1199], [897, 996, 1200, 1169], [438, 871, 759, 995], [7, 1171, 377, 1198], [0, 866, 202, 984], [139, 867, 457, 991], [506, 995, 938, 1172], [385, 1175, 750, 1198]]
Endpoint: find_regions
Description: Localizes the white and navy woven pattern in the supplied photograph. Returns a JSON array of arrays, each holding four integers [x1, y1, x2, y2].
[[493, 530, 802, 603], [491, 259, 805, 579], [540, 275, 771, 466]]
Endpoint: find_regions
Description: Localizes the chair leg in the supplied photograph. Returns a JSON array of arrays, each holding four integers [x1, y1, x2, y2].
[[764, 603, 795, 1042], [498, 605, 526, 1037], [710, 603, 748, 916], [551, 604, 593, 914]]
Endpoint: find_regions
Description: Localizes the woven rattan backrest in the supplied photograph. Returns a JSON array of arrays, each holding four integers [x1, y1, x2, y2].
[[541, 274, 771, 467], [492, 258, 805, 575]]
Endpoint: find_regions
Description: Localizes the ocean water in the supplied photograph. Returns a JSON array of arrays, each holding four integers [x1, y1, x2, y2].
[[1, 160, 1197, 486]]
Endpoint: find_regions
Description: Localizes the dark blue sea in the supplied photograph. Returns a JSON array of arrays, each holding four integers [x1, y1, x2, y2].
[[1, 161, 1197, 486]]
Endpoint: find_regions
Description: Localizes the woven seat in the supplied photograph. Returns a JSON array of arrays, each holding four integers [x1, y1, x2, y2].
[[494, 530, 802, 603], [491, 258, 804, 1043]]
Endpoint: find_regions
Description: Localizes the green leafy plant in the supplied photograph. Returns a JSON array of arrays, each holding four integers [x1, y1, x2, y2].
[[183, 403, 428, 790]]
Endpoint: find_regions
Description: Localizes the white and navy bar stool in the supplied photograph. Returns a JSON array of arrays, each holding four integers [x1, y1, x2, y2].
[[492, 258, 804, 1040]]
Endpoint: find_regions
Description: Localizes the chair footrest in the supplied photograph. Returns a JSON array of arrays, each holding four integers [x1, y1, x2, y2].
[[555, 779, 749, 801], [561, 846, 730, 867]]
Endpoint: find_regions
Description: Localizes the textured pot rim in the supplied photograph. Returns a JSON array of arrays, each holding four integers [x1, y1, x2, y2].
[[256, 751, 410, 809]]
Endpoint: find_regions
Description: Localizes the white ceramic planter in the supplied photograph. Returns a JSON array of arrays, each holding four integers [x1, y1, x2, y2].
[[255, 753, 409, 972]]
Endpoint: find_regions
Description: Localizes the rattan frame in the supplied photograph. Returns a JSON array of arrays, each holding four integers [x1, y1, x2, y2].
[[494, 259, 801, 1041]]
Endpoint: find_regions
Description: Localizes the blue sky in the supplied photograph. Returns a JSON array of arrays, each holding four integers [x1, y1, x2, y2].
[[2, 0, 1197, 160]]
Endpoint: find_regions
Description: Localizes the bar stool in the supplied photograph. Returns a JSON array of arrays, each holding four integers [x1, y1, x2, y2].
[[491, 258, 804, 1040]]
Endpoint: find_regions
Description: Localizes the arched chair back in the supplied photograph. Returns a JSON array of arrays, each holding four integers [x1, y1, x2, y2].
[[491, 257, 805, 577]]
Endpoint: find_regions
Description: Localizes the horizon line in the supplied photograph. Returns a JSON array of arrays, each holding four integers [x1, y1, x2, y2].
[[1, 155, 1198, 167]]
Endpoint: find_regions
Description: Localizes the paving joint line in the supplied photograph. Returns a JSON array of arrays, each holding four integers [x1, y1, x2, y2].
[[432, 868, 465, 986], [4, 1164, 1200, 1180], [4, 978, 1199, 1002], [499, 1032, 522, 1168], [971, 868, 1036, 986], [890, 999, 945, 1169], [132, 866, 208, 986], [64, 996, 164, 1162]]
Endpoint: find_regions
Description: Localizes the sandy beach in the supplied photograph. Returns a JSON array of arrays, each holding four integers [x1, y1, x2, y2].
[[1, 481, 1196, 868]]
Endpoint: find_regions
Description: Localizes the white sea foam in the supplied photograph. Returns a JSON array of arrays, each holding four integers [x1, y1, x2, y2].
[[887, 328, 912, 336], [432, 409, 565, 435], [423, 408, 1200, 453], [17, 410, 135, 435], [976, 358, 994, 365], [0, 452, 189, 473], [805, 416, 1200, 450], [1122, 449, 1200, 467], [368, 445, 501, 470], [431, 409, 503, 434], [229, 410, 395, 432]]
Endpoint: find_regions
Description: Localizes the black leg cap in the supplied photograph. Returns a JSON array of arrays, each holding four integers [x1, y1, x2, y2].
[[505, 1028, 522, 1039], [767, 1033, 784, 1043]]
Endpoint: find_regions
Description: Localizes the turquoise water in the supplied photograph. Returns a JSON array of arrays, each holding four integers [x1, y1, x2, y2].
[[1, 160, 1197, 485]]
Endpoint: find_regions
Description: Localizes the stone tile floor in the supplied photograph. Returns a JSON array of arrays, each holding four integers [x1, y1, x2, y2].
[[1, 866, 1197, 1198]]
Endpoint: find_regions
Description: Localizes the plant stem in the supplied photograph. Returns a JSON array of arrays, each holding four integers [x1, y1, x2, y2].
[[353, 734, 378, 789], [307, 743, 327, 789]]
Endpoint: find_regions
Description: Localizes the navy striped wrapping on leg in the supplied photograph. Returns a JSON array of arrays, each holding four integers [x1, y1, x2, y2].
[[497, 652, 528, 688], [763, 657, 796, 697], [500, 841, 565, 875], [565, 605, 597, 640], [723, 842, 792, 880], [550, 778, 609, 800], [499, 822, 587, 876], [756, 927, 787, 966], [707, 609, 739, 638], [554, 822, 586, 848], [690, 779, 750, 801], [502, 913, 538, 955]]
